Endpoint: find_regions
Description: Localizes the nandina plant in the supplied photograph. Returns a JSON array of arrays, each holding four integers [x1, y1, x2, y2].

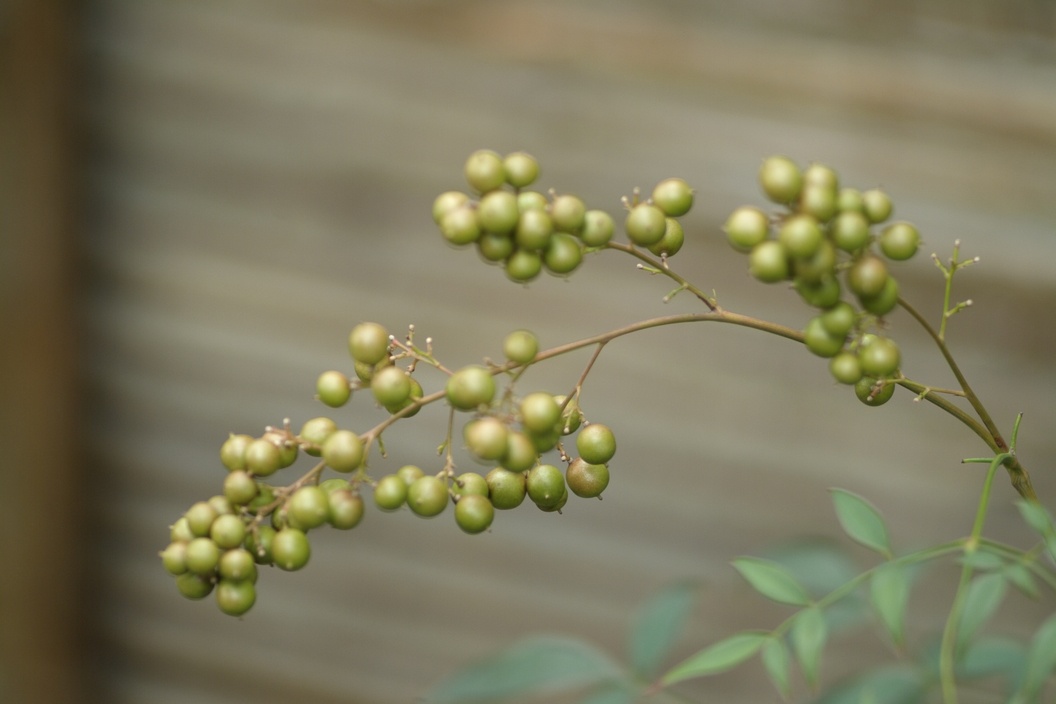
[[161, 149, 1056, 704]]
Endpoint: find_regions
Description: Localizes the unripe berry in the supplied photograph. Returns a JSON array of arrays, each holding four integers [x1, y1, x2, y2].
[[837, 188, 864, 213], [858, 337, 900, 377], [759, 156, 802, 204], [724, 206, 769, 252], [170, 517, 195, 543], [446, 365, 496, 411], [831, 211, 871, 252], [455, 495, 494, 534], [821, 302, 857, 338], [544, 233, 582, 274], [464, 417, 509, 461], [778, 214, 822, 259], [862, 189, 893, 223], [803, 163, 839, 192], [579, 210, 614, 247], [515, 208, 553, 250], [527, 464, 566, 508], [374, 474, 408, 511], [185, 537, 221, 575], [531, 427, 560, 453], [319, 478, 348, 494], [247, 484, 276, 513], [477, 232, 515, 262], [829, 352, 863, 385], [855, 376, 894, 406], [479, 191, 520, 234], [218, 548, 257, 582], [289, 486, 330, 530], [272, 528, 311, 571], [520, 392, 561, 435], [625, 204, 666, 246], [175, 572, 214, 600], [518, 191, 548, 212], [216, 579, 256, 616], [848, 256, 889, 298], [329, 489, 364, 530], [262, 432, 298, 468], [208, 495, 235, 517], [550, 195, 587, 232], [354, 359, 376, 383], [454, 472, 489, 497], [385, 377, 423, 417], [244, 438, 281, 477], [566, 458, 610, 498], [880, 222, 920, 261], [794, 276, 841, 309], [646, 218, 684, 257], [503, 152, 539, 188], [465, 150, 505, 193], [652, 178, 693, 217], [186, 501, 218, 537], [349, 322, 389, 365], [577, 424, 616, 465], [803, 317, 844, 358], [210, 514, 246, 549], [433, 191, 470, 224], [440, 206, 481, 246], [220, 434, 254, 471], [506, 249, 542, 282], [500, 431, 538, 473], [161, 542, 188, 575], [316, 370, 351, 408], [245, 525, 276, 565], [322, 430, 364, 473], [300, 416, 337, 457], [371, 366, 411, 408], [407, 476, 449, 517], [792, 240, 836, 284], [859, 276, 899, 316], [553, 395, 582, 435], [503, 329, 538, 365], [799, 184, 837, 222], [397, 465, 425, 486], [486, 468, 527, 509], [749, 241, 790, 283], [538, 488, 568, 513]]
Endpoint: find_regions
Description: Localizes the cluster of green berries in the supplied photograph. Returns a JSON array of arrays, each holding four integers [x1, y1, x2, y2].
[[725, 156, 921, 405], [432, 150, 694, 282], [164, 323, 616, 616]]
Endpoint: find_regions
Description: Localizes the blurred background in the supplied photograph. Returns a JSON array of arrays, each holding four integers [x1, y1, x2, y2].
[[3, 1, 1056, 702]]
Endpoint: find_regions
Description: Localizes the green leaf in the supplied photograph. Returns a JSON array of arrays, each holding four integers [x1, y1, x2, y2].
[[579, 682, 636, 704], [627, 580, 697, 678], [732, 557, 812, 607], [813, 664, 925, 704], [426, 636, 622, 703], [1016, 500, 1053, 536], [869, 562, 909, 648], [761, 541, 866, 632], [1004, 563, 1039, 599], [830, 489, 892, 557], [958, 636, 1027, 694], [1014, 612, 1056, 703], [659, 631, 768, 686], [958, 551, 1004, 571], [761, 637, 793, 700], [792, 607, 828, 688], [956, 572, 1007, 652]]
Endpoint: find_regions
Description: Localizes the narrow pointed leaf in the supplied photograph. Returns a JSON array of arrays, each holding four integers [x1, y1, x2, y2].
[[732, 557, 811, 607], [1004, 563, 1038, 599], [958, 636, 1027, 694], [870, 562, 909, 648], [628, 581, 697, 678], [958, 551, 1004, 571], [1016, 500, 1053, 536], [579, 682, 636, 704], [956, 572, 1007, 652], [660, 631, 768, 686], [814, 665, 925, 704], [830, 489, 891, 557], [792, 606, 827, 688], [761, 637, 793, 700], [1015, 612, 1056, 703], [426, 636, 622, 703]]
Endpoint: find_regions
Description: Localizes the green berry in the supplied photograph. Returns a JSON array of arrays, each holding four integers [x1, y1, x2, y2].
[[537, 487, 568, 513], [855, 376, 894, 406], [820, 302, 856, 338], [170, 517, 195, 543], [407, 476, 449, 517], [550, 195, 586, 232], [218, 548, 257, 582], [759, 156, 802, 204], [652, 178, 693, 217], [506, 249, 542, 282], [829, 352, 863, 385], [440, 206, 481, 246], [577, 424, 616, 465], [371, 366, 411, 408], [503, 152, 539, 188], [803, 163, 839, 192], [329, 489, 365, 530], [220, 434, 254, 471], [246, 484, 275, 513], [544, 233, 582, 274], [354, 359, 376, 382], [316, 370, 351, 408], [803, 317, 844, 358], [300, 417, 337, 457], [319, 478, 348, 494], [566, 458, 610, 498], [289, 486, 330, 529], [479, 190, 520, 234], [464, 417, 509, 461], [858, 337, 900, 377], [837, 188, 864, 213], [880, 222, 920, 261], [465, 150, 505, 193], [792, 240, 836, 284], [515, 208, 553, 250], [397, 465, 425, 486], [859, 276, 899, 316], [778, 214, 822, 258], [186, 501, 218, 537], [216, 579, 256, 616], [245, 525, 276, 565], [520, 392, 560, 435], [161, 542, 188, 575], [455, 495, 494, 534], [385, 377, 423, 417], [531, 427, 560, 453], [553, 395, 582, 435], [794, 275, 841, 309], [210, 514, 246, 549], [454, 472, 489, 497], [322, 429, 364, 473], [646, 218, 684, 257], [272, 528, 311, 571], [799, 184, 837, 222], [446, 365, 496, 411], [503, 329, 538, 365], [244, 439, 281, 477], [625, 204, 666, 246], [185, 537, 220, 575], [485, 468, 527, 509], [433, 191, 470, 224], [580, 210, 614, 247], [349, 322, 389, 365], [374, 474, 408, 511], [500, 431, 538, 473], [477, 232, 515, 262], [848, 256, 888, 298], [175, 572, 214, 600], [862, 189, 893, 223], [262, 432, 298, 468], [749, 241, 790, 283], [724, 206, 769, 252], [527, 464, 566, 508], [518, 191, 548, 211], [831, 211, 871, 252]]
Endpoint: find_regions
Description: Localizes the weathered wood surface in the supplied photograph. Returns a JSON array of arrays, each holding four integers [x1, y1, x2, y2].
[[83, 1, 1056, 702]]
